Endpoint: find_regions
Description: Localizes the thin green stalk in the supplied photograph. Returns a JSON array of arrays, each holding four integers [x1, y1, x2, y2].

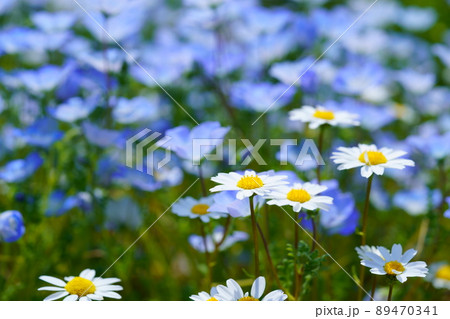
[[358, 175, 374, 300], [249, 196, 260, 277], [387, 284, 394, 301]]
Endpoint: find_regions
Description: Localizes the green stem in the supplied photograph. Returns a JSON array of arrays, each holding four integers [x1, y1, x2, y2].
[[199, 221, 213, 287], [316, 126, 325, 184], [387, 284, 394, 301], [358, 175, 374, 300], [249, 196, 260, 277]]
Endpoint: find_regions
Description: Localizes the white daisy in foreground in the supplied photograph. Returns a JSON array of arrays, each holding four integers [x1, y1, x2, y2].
[[266, 182, 333, 212], [190, 287, 219, 301], [331, 144, 415, 178], [215, 276, 287, 301], [359, 244, 428, 283], [172, 195, 225, 222], [289, 105, 359, 129], [210, 170, 288, 200], [426, 262, 450, 290], [38, 269, 122, 301], [355, 245, 383, 261]]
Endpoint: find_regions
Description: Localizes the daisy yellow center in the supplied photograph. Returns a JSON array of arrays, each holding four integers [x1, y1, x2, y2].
[[207, 297, 218, 301], [238, 296, 259, 301], [435, 265, 450, 281], [313, 110, 335, 120], [65, 277, 96, 297], [286, 189, 311, 203], [358, 151, 387, 165], [384, 261, 405, 275], [236, 176, 264, 190], [191, 204, 210, 215]]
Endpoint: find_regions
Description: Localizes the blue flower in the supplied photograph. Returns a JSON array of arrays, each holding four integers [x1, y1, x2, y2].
[[113, 96, 160, 124], [45, 190, 92, 217], [0, 210, 25, 243], [445, 198, 450, 219], [31, 11, 78, 33], [18, 117, 64, 148], [160, 122, 229, 162], [269, 57, 318, 93], [407, 130, 450, 162], [208, 191, 264, 218], [188, 226, 249, 253], [300, 180, 359, 236], [16, 65, 72, 94], [110, 150, 183, 192], [0, 152, 43, 183], [333, 60, 388, 99], [230, 81, 294, 112], [50, 96, 98, 123], [82, 122, 123, 148], [393, 187, 442, 216], [324, 99, 395, 131], [396, 69, 435, 95]]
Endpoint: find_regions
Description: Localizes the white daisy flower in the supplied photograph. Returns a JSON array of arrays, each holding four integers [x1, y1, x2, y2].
[[266, 182, 333, 212], [289, 105, 359, 129], [355, 245, 383, 260], [210, 170, 288, 200], [426, 262, 450, 290], [172, 195, 225, 222], [359, 244, 428, 283], [215, 276, 287, 301], [331, 144, 415, 178], [38, 269, 122, 301], [190, 287, 219, 301]]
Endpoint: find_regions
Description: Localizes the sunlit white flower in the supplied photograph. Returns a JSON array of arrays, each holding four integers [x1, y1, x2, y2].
[[356, 245, 383, 261], [190, 287, 220, 301], [215, 276, 287, 301], [331, 144, 415, 178], [210, 170, 288, 200], [359, 244, 428, 283], [172, 196, 225, 222], [266, 182, 333, 212], [38, 269, 122, 301], [289, 105, 359, 129], [426, 262, 450, 290]]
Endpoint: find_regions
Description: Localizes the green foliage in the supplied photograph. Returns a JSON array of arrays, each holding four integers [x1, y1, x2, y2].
[[277, 241, 326, 298]]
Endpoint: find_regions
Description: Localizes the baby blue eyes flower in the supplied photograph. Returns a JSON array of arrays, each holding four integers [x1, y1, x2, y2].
[[299, 180, 359, 236], [393, 188, 442, 216], [45, 191, 92, 217], [0, 152, 43, 183], [0, 210, 25, 243], [208, 190, 264, 218], [31, 11, 78, 33], [113, 96, 159, 124], [50, 97, 97, 123], [159, 122, 230, 162], [269, 57, 318, 93], [16, 65, 71, 94], [82, 122, 123, 148], [230, 81, 294, 112], [444, 198, 450, 219], [188, 226, 249, 253], [18, 117, 63, 148]]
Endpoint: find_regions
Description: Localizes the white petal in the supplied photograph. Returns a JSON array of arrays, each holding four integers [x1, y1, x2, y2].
[[251, 277, 266, 299], [38, 286, 66, 291], [63, 295, 79, 301], [39, 276, 67, 287], [44, 291, 69, 301]]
